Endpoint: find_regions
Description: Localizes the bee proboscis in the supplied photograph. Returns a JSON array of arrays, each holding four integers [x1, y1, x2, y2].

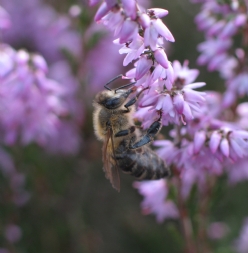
[[93, 75, 170, 191]]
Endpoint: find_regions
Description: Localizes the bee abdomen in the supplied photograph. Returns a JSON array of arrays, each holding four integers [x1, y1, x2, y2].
[[115, 146, 170, 180]]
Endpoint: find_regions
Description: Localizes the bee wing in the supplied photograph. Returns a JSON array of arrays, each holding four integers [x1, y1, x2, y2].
[[102, 128, 120, 192]]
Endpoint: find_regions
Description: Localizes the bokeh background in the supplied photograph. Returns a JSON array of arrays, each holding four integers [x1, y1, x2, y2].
[[0, 0, 247, 253]]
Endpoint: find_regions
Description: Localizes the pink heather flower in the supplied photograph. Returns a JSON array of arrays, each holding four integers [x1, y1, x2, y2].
[[193, 0, 247, 90], [134, 106, 159, 129], [135, 55, 153, 80], [207, 222, 229, 240], [135, 61, 205, 126], [154, 139, 224, 198], [119, 19, 139, 43], [173, 60, 199, 85], [144, 19, 174, 50], [4, 224, 22, 243], [0, 46, 81, 154], [197, 38, 232, 66], [178, 166, 218, 199], [133, 179, 179, 223], [101, 9, 125, 35], [122, 0, 137, 20], [0, 5, 11, 29], [193, 130, 206, 153], [148, 8, 169, 19], [117, 35, 145, 66], [223, 72, 248, 107], [154, 48, 169, 69], [227, 158, 248, 184], [0, 44, 15, 78], [204, 127, 248, 162], [138, 12, 150, 28], [1, 0, 82, 64], [94, 2, 110, 22], [236, 102, 248, 129], [152, 18, 175, 42]]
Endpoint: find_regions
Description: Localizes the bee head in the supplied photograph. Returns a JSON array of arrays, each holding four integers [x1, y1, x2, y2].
[[95, 89, 133, 109]]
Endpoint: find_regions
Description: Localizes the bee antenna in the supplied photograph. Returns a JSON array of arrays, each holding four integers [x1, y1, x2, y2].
[[104, 74, 123, 91], [115, 81, 136, 92]]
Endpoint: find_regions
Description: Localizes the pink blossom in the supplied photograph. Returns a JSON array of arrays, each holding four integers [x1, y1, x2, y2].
[[133, 180, 179, 223], [154, 48, 169, 69], [119, 19, 139, 43], [148, 8, 169, 18], [207, 222, 229, 240], [4, 224, 22, 243], [0, 6, 11, 29], [135, 55, 153, 80], [122, 0, 137, 20], [193, 130, 206, 153]]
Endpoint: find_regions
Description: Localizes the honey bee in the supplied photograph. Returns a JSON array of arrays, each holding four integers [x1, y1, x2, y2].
[[93, 75, 170, 191]]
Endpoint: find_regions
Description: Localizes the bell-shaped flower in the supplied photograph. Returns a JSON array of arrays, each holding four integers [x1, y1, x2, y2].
[[117, 35, 145, 66], [138, 13, 150, 28], [119, 19, 138, 43], [135, 55, 153, 80], [209, 131, 222, 153], [94, 2, 110, 22], [173, 93, 184, 114], [154, 48, 169, 69], [173, 60, 199, 85], [148, 8, 169, 18], [152, 18, 175, 42], [122, 0, 137, 20], [0, 6, 11, 29], [220, 138, 230, 157]]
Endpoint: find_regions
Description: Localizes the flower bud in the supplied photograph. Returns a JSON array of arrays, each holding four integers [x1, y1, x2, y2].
[[135, 56, 152, 80], [154, 48, 169, 69]]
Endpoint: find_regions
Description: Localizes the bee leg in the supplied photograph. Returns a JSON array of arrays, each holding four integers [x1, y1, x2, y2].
[[129, 120, 162, 149], [115, 126, 135, 137], [124, 87, 148, 111]]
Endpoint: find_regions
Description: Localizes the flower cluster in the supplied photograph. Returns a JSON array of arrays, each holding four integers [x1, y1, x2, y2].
[[133, 179, 179, 223], [93, 0, 248, 225], [0, 0, 82, 64], [193, 0, 248, 107], [0, 1, 84, 154], [0, 44, 80, 152], [0, 3, 84, 251], [94, 0, 206, 126]]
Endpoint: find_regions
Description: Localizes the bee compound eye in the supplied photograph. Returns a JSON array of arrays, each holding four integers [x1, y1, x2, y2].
[[105, 95, 126, 109]]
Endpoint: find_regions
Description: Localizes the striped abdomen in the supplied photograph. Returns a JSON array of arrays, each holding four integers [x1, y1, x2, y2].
[[115, 142, 170, 180]]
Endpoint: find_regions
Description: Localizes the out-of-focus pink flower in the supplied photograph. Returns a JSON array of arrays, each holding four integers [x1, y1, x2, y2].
[[4, 224, 22, 243], [228, 158, 248, 184], [207, 222, 229, 240], [0, 5, 11, 29], [0, 46, 81, 154], [223, 72, 248, 107], [133, 179, 179, 223], [0, 0, 82, 64], [84, 24, 124, 93], [236, 102, 248, 129]]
